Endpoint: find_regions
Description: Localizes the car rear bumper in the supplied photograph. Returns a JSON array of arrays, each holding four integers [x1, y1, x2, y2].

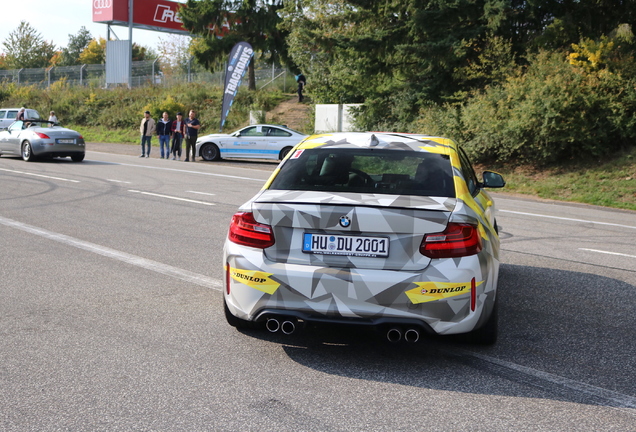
[[33, 142, 85, 156], [224, 245, 498, 335]]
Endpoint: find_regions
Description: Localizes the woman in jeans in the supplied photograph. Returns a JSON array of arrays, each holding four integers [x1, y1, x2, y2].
[[171, 112, 186, 160]]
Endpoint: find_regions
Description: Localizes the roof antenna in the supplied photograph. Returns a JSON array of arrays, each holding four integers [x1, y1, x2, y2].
[[368, 134, 379, 147]]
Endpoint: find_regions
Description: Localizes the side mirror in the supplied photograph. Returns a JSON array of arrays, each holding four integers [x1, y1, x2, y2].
[[481, 171, 506, 188]]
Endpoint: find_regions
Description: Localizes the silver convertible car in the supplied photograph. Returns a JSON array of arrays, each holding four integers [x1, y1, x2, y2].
[[0, 120, 85, 162], [196, 124, 307, 162], [223, 132, 506, 344]]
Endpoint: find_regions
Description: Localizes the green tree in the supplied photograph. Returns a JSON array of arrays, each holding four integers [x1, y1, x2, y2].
[[158, 35, 196, 75], [2, 21, 56, 68], [281, 0, 509, 129], [79, 38, 107, 64], [58, 27, 93, 66], [180, 0, 290, 90], [78, 38, 155, 64]]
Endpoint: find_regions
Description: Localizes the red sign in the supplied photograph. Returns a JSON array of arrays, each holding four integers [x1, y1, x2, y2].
[[92, 0, 128, 24], [93, 0, 189, 34]]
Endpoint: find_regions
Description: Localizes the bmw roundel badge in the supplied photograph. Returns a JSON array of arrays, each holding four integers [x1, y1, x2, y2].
[[339, 216, 351, 228]]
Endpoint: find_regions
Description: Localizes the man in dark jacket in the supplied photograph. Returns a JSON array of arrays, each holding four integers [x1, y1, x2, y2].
[[157, 112, 173, 159]]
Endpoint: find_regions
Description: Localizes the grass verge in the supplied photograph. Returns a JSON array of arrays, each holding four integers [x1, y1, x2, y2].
[[488, 148, 636, 211]]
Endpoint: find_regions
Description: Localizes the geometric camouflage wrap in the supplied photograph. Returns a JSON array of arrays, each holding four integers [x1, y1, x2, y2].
[[224, 132, 501, 335]]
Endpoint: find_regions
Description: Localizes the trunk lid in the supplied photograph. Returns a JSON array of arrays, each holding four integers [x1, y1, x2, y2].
[[252, 190, 456, 271]]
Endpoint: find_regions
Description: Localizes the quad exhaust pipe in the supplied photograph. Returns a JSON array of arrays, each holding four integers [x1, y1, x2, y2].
[[404, 328, 420, 343], [266, 317, 297, 335], [387, 327, 402, 343], [266, 318, 281, 333], [387, 327, 420, 343]]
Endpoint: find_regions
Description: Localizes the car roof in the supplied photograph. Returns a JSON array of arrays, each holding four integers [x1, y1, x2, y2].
[[296, 132, 456, 155], [238, 124, 306, 133]]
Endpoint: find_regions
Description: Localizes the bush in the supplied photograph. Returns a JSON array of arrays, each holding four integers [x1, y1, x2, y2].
[[413, 49, 636, 166]]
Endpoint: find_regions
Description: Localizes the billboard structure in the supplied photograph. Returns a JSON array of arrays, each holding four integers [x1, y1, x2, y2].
[[93, 0, 232, 86], [93, 0, 189, 35]]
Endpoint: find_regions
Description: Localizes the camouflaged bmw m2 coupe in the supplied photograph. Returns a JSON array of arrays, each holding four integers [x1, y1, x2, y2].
[[223, 132, 505, 344]]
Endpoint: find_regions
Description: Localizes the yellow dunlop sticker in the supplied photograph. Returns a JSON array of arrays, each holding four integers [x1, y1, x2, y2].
[[229, 267, 280, 295], [405, 280, 483, 304]]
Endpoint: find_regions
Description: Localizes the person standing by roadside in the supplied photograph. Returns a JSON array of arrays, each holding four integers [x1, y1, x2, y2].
[[184, 109, 200, 162], [17, 107, 26, 121], [48, 111, 58, 124], [139, 110, 156, 157], [295, 72, 306, 102], [171, 112, 186, 160], [156, 111, 173, 159]]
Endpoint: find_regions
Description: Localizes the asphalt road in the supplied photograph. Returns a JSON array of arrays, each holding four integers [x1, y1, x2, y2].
[[1, 150, 635, 431]]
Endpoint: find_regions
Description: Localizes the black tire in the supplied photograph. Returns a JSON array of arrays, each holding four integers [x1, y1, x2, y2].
[[22, 141, 35, 162], [279, 146, 293, 161], [465, 300, 498, 345], [224, 298, 255, 329], [200, 143, 221, 161], [71, 153, 85, 162]]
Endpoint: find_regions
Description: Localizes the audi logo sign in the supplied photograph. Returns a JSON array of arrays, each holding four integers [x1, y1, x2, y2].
[[93, 0, 112, 9]]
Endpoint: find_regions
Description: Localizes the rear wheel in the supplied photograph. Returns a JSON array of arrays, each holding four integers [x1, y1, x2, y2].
[[279, 146, 293, 161], [71, 153, 85, 162], [22, 141, 35, 162], [200, 143, 221, 161]]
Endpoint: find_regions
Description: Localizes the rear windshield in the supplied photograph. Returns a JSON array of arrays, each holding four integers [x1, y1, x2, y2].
[[269, 148, 455, 198]]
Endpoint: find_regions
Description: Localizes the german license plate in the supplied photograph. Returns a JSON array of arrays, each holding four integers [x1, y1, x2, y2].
[[302, 233, 389, 258], [56, 139, 74, 144]]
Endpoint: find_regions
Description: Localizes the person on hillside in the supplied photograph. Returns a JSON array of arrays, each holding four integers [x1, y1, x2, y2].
[[171, 112, 186, 160], [157, 111, 173, 159], [295, 72, 306, 102], [184, 110, 200, 162], [139, 111, 156, 158]]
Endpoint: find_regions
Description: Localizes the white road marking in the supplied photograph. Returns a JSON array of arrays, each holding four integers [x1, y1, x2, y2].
[[106, 179, 131, 184], [186, 190, 216, 196], [0, 167, 80, 183], [0, 215, 222, 290], [500, 209, 636, 230], [114, 162, 265, 181], [579, 248, 636, 259], [128, 189, 215, 206]]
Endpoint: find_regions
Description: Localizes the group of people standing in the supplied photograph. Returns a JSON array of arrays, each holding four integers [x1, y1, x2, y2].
[[139, 110, 200, 161]]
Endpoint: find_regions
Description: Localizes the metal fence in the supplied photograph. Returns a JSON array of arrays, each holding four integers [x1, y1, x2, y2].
[[0, 60, 292, 91]]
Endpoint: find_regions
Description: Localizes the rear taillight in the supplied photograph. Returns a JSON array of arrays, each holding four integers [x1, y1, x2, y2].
[[420, 223, 482, 258], [228, 212, 275, 248], [35, 132, 50, 139]]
